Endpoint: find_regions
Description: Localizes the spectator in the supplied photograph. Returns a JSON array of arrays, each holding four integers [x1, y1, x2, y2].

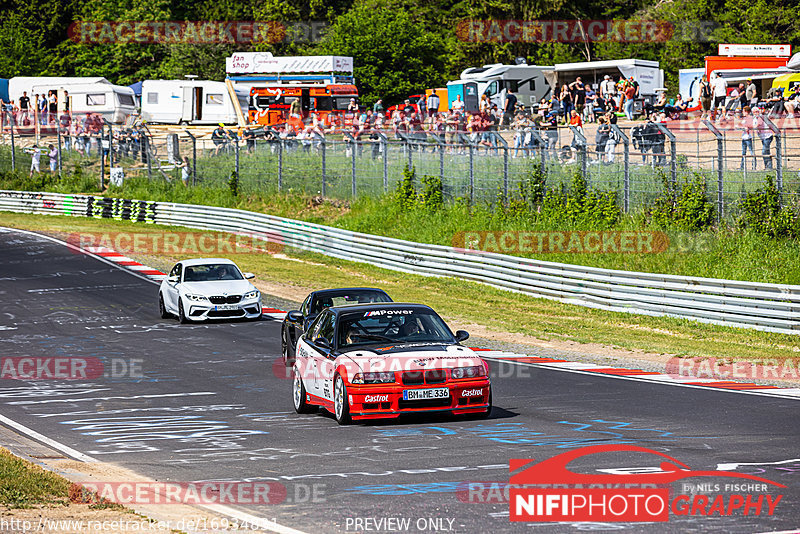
[[451, 94, 464, 112], [738, 106, 755, 170], [426, 92, 440, 118], [37, 93, 47, 125], [712, 74, 727, 116], [402, 99, 414, 114], [479, 94, 490, 113], [290, 98, 302, 118], [503, 90, 517, 126], [568, 109, 584, 162], [569, 77, 586, 119], [623, 81, 637, 120], [177, 156, 191, 184], [417, 94, 427, 118], [63, 90, 70, 113], [19, 92, 30, 126], [59, 111, 71, 150], [47, 90, 57, 125], [699, 75, 712, 119], [48, 144, 58, 173], [347, 98, 358, 112], [595, 116, 609, 159], [27, 145, 42, 176], [82, 113, 93, 156], [746, 78, 758, 107], [600, 75, 616, 109], [737, 83, 748, 112], [211, 123, 227, 155], [373, 99, 384, 115], [753, 107, 773, 170], [559, 84, 573, 123]]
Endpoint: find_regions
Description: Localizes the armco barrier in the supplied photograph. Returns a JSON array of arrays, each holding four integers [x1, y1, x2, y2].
[[2, 189, 799, 334]]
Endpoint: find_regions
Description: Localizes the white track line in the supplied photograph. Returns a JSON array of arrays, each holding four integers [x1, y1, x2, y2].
[[0, 413, 96, 463]]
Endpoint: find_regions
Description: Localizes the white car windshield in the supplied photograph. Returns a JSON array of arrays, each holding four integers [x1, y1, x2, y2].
[[338, 309, 454, 348], [183, 264, 243, 282]]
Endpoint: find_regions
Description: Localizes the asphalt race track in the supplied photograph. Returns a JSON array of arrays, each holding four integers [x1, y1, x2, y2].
[[0, 227, 798, 533]]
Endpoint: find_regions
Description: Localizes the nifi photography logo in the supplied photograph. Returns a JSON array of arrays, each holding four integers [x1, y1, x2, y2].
[[508, 445, 785, 523]]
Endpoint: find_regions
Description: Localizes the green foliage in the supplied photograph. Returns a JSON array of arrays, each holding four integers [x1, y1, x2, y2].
[[539, 170, 620, 228], [738, 175, 800, 238], [394, 165, 444, 212], [228, 170, 239, 197], [395, 165, 417, 211], [419, 175, 444, 211], [651, 171, 716, 231]]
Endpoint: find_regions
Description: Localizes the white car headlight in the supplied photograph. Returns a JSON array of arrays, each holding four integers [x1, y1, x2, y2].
[[451, 365, 486, 379], [243, 290, 260, 300], [351, 372, 395, 384], [185, 294, 208, 302]]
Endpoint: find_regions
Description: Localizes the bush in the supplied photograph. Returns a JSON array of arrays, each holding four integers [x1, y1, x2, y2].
[[738, 175, 800, 238], [651, 172, 715, 231], [395, 165, 417, 211], [539, 170, 620, 228], [394, 166, 444, 212], [419, 175, 444, 211]]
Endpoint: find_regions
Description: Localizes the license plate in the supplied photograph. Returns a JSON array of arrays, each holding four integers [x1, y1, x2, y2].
[[215, 304, 238, 311], [403, 388, 449, 401]]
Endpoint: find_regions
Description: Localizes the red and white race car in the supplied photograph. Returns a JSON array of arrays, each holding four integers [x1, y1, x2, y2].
[[291, 303, 491, 424]]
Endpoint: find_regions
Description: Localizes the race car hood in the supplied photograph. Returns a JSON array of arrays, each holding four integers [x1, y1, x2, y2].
[[339, 344, 483, 374], [180, 280, 255, 296]]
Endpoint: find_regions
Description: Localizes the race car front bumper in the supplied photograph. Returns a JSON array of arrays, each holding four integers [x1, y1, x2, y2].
[[185, 299, 262, 321]]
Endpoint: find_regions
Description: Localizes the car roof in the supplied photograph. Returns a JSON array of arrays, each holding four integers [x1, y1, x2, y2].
[[179, 258, 238, 267], [311, 287, 389, 298], [327, 302, 433, 316]]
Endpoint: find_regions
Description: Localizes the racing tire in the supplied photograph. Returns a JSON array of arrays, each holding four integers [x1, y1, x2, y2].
[[178, 298, 189, 324], [158, 293, 170, 319], [333, 374, 352, 425], [282, 328, 294, 367], [293, 369, 315, 414]]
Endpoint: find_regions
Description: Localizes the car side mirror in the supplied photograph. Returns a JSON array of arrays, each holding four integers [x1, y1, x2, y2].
[[243, 272, 255, 279], [286, 311, 303, 323], [315, 337, 331, 349], [455, 330, 470, 342], [167, 275, 179, 283]]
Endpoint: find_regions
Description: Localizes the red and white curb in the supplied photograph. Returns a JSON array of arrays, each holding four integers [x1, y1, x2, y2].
[[84, 246, 287, 320], [473, 349, 800, 400], [79, 243, 800, 398]]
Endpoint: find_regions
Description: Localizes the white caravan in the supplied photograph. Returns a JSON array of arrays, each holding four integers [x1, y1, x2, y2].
[[8, 77, 136, 123], [140, 80, 249, 125], [446, 64, 555, 112]]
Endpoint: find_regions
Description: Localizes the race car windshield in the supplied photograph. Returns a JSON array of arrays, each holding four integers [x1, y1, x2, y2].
[[338, 309, 454, 348], [311, 290, 392, 314], [183, 264, 243, 282]]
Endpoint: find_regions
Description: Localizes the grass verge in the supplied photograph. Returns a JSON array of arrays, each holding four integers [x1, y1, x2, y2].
[[0, 448, 70, 508], [1, 211, 798, 365]]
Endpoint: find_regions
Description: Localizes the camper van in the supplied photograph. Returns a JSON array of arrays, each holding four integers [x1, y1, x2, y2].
[[7, 77, 136, 123], [141, 80, 249, 125], [446, 64, 555, 113]]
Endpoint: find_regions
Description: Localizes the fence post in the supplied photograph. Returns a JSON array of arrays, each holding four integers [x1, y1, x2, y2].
[[8, 112, 15, 172], [184, 130, 196, 186], [321, 138, 327, 196], [703, 120, 724, 223], [56, 122, 63, 175], [278, 139, 283, 191], [612, 125, 630, 213], [407, 137, 412, 171], [654, 122, 676, 187], [234, 135, 240, 182], [492, 133, 509, 200], [468, 142, 475, 204], [145, 135, 152, 181], [377, 132, 388, 193], [100, 130, 105, 190], [762, 116, 782, 202]]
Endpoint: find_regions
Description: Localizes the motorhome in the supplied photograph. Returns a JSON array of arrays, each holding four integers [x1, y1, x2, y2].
[[226, 52, 359, 128], [7, 77, 136, 123], [140, 80, 249, 125], [553, 59, 665, 96], [446, 64, 555, 113]]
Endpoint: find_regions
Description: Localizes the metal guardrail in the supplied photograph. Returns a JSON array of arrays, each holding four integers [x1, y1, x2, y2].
[[1, 189, 799, 334]]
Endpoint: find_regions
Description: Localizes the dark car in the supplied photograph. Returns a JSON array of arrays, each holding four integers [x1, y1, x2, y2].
[[281, 288, 392, 366]]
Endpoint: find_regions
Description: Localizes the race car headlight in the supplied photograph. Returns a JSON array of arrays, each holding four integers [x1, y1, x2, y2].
[[351, 372, 395, 384], [185, 294, 208, 302], [451, 365, 486, 379], [243, 290, 260, 300]]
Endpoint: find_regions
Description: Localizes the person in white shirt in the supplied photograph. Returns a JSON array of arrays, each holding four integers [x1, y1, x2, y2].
[[426, 92, 440, 118], [451, 94, 464, 111], [600, 75, 616, 103], [27, 145, 42, 176], [712, 74, 727, 112]]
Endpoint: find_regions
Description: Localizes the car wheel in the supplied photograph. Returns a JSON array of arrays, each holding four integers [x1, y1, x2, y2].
[[158, 293, 170, 319], [293, 368, 315, 414], [333, 374, 352, 425], [178, 298, 189, 324], [282, 328, 294, 367]]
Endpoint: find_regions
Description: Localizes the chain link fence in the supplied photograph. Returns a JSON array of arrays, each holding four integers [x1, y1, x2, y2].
[[2, 111, 799, 221]]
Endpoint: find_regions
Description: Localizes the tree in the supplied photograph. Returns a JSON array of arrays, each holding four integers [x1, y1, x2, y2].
[[313, 2, 448, 106]]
